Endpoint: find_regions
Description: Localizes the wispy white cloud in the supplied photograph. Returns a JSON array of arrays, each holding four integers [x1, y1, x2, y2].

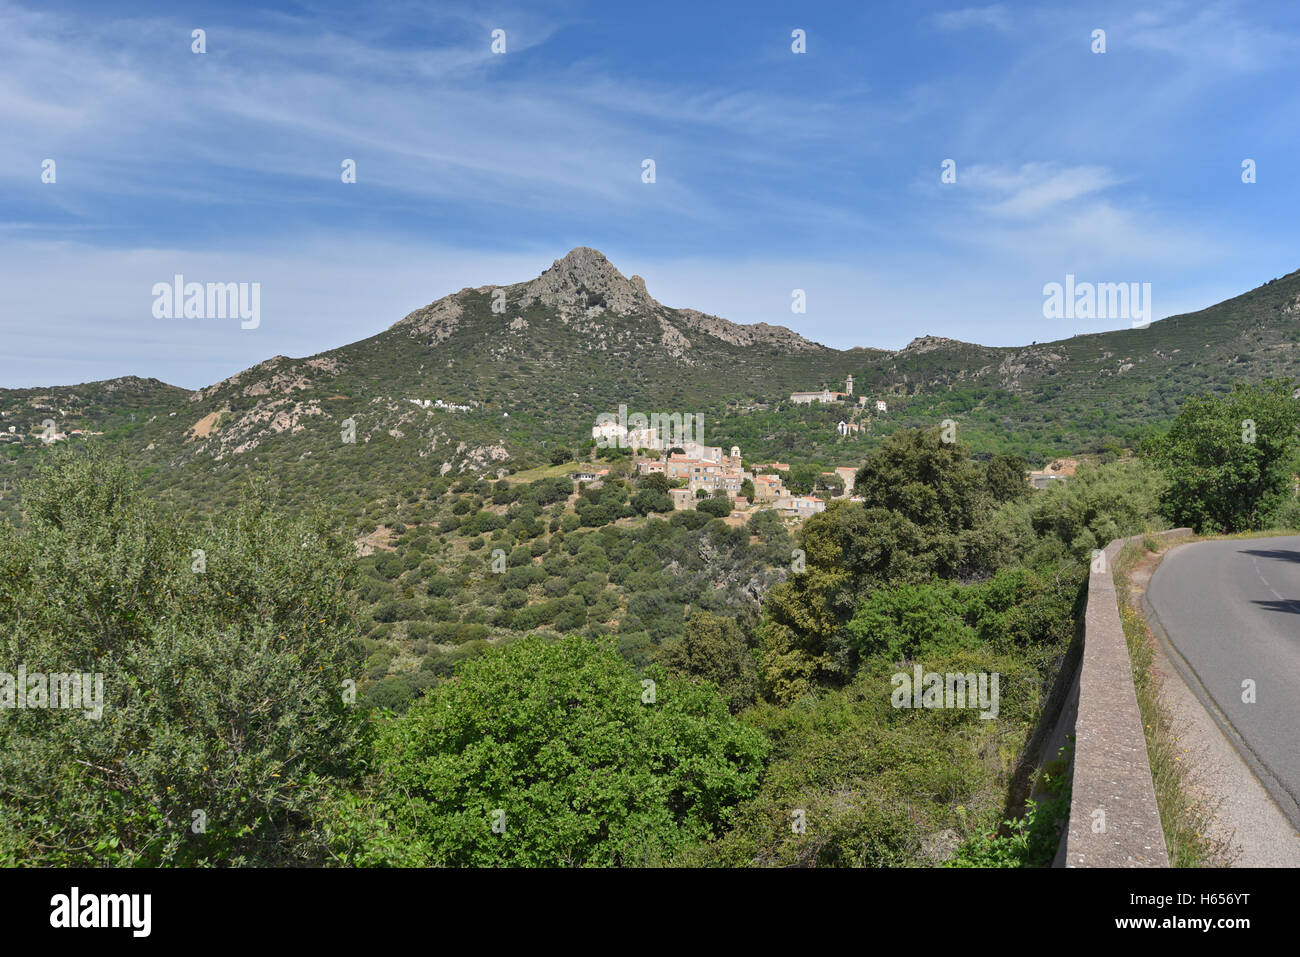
[[1124, 0, 1300, 71], [0, 0, 844, 226], [931, 4, 1013, 34], [1, 0, 1298, 389], [961, 163, 1123, 219]]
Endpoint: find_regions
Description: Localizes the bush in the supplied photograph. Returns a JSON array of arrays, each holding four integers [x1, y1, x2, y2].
[[697, 496, 732, 518], [1027, 459, 1167, 558], [500, 588, 529, 610], [330, 635, 768, 866], [372, 599, 402, 623], [575, 544, 610, 572], [373, 552, 403, 579], [1143, 379, 1300, 533], [0, 451, 364, 866], [502, 564, 545, 591], [656, 612, 759, 712], [669, 510, 710, 531]]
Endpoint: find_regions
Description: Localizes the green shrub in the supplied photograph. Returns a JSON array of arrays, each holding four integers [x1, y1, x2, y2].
[[1143, 379, 1300, 533], [0, 451, 364, 866], [329, 635, 767, 866]]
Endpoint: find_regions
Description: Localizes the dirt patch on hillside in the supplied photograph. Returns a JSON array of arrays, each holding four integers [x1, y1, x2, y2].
[[355, 525, 399, 557], [187, 411, 222, 441]]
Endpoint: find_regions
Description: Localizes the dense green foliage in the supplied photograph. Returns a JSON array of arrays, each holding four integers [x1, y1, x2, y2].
[[331, 635, 767, 866], [684, 645, 1064, 867], [845, 566, 1082, 669], [757, 429, 1026, 702], [946, 752, 1072, 869], [0, 451, 364, 865], [656, 611, 760, 713], [5, 361, 1295, 867], [1143, 379, 1300, 533], [1022, 459, 1168, 560], [346, 466, 795, 709]]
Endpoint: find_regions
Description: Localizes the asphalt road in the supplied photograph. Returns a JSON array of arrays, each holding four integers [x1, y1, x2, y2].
[[1145, 535, 1300, 828]]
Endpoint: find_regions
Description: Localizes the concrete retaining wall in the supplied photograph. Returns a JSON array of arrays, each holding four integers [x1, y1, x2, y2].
[[1063, 528, 1192, 867]]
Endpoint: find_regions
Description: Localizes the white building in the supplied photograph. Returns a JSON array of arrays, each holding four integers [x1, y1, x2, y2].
[[791, 376, 854, 405], [790, 389, 839, 405], [774, 496, 826, 520], [679, 441, 723, 461], [592, 419, 624, 445]]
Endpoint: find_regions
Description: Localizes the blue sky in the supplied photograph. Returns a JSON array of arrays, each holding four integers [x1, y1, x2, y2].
[[2, 0, 1298, 389]]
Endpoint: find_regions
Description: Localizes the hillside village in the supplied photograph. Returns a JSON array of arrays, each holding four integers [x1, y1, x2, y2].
[[637, 445, 835, 521], [582, 372, 1073, 528], [577, 436, 839, 524], [586, 375, 887, 527], [7, 0, 1300, 883]]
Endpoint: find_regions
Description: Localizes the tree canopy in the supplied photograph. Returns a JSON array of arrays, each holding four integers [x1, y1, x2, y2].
[[343, 634, 768, 866], [0, 450, 364, 866], [1143, 379, 1300, 533]]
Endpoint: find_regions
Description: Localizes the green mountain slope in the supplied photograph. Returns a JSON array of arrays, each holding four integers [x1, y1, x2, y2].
[[3, 250, 1299, 519]]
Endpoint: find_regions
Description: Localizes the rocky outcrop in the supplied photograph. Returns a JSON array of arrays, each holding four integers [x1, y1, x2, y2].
[[675, 309, 821, 351], [383, 246, 821, 357], [393, 296, 464, 343], [895, 335, 968, 355], [517, 246, 657, 317]]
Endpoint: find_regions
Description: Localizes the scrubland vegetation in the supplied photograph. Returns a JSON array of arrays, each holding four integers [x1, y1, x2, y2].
[[2, 380, 1296, 866]]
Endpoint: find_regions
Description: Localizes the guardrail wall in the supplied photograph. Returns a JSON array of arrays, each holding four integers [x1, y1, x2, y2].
[[1063, 528, 1192, 867]]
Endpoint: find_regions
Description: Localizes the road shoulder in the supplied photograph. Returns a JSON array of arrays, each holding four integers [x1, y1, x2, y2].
[[1129, 541, 1300, 867]]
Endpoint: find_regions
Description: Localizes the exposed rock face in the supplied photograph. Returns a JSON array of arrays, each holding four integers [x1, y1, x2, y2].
[[676, 309, 822, 351], [517, 246, 657, 316], [895, 335, 967, 355], [658, 317, 694, 361], [386, 245, 820, 352], [456, 442, 511, 473], [190, 356, 278, 402], [186, 409, 224, 441], [995, 346, 1066, 390], [394, 296, 464, 342], [97, 376, 178, 394]]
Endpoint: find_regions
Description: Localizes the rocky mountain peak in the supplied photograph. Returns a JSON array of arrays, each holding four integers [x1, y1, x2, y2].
[[896, 335, 968, 355], [517, 246, 657, 316]]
